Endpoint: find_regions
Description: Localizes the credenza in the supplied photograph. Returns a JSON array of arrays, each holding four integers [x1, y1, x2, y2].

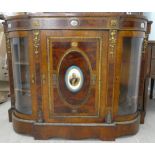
[[1, 12, 151, 140]]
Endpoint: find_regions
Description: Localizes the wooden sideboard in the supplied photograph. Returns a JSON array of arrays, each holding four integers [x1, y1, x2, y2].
[[148, 41, 155, 99], [138, 21, 152, 123], [1, 13, 150, 140], [140, 41, 155, 123]]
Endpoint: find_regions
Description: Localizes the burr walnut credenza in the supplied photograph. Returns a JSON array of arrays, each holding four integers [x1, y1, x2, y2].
[[1, 13, 150, 140]]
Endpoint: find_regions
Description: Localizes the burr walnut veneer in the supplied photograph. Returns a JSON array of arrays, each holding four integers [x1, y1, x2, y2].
[[2, 13, 149, 140]]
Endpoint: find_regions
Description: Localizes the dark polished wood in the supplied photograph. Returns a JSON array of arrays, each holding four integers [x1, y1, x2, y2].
[[147, 41, 155, 96], [150, 79, 154, 99], [2, 12, 150, 140], [141, 41, 155, 122], [138, 21, 152, 124]]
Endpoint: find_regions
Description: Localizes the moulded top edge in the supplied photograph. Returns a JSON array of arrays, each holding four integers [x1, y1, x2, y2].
[[4, 12, 148, 21]]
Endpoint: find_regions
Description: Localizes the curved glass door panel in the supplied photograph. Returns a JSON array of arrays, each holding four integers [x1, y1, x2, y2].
[[11, 37, 32, 115], [118, 37, 143, 115]]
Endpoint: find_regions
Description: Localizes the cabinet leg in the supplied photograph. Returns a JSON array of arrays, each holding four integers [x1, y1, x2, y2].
[[140, 77, 150, 124], [150, 79, 154, 99], [8, 107, 14, 122], [140, 111, 145, 124]]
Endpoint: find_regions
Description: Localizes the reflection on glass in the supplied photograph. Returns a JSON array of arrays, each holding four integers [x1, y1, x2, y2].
[[11, 37, 32, 114], [118, 37, 143, 115]]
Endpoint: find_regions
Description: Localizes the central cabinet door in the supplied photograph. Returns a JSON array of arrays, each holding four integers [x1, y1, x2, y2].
[[42, 30, 108, 123]]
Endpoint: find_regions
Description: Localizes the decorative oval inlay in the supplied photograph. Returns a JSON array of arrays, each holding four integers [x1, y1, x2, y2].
[[58, 50, 91, 106], [65, 66, 84, 93]]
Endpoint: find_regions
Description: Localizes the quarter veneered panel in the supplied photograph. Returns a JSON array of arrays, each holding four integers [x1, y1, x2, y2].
[[48, 38, 100, 117]]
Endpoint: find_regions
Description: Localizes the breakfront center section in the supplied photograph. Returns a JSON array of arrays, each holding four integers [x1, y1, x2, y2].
[[42, 30, 108, 123]]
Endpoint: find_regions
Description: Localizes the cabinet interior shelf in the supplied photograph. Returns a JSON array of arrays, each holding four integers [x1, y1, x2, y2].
[[15, 88, 31, 94]]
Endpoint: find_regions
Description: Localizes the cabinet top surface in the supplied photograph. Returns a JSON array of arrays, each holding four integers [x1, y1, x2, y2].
[[148, 41, 155, 44], [3, 12, 148, 32], [5, 12, 147, 20]]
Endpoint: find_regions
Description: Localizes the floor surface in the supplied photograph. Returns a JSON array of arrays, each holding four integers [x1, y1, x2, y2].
[[0, 99, 155, 143], [0, 81, 9, 103]]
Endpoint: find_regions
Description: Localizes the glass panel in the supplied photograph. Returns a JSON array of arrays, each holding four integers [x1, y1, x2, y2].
[[11, 37, 32, 115], [118, 37, 143, 115]]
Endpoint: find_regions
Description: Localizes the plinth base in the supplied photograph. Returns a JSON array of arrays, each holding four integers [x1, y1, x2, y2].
[[12, 113, 140, 141]]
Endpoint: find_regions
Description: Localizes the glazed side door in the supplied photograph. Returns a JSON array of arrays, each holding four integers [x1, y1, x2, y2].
[[114, 31, 145, 121], [41, 30, 108, 123], [8, 31, 36, 120]]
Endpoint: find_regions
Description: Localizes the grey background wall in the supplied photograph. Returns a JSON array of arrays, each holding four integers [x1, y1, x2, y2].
[[144, 12, 155, 40], [0, 23, 8, 81]]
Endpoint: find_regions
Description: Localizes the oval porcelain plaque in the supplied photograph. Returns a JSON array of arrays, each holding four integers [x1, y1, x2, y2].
[[65, 66, 84, 92], [70, 19, 79, 27]]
